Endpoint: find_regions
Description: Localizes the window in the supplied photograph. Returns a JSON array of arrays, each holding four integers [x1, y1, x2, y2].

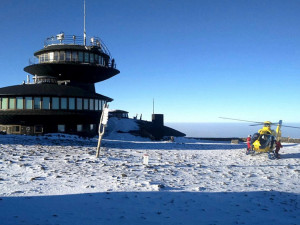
[[69, 98, 75, 110], [95, 99, 99, 110], [42, 97, 50, 110], [49, 52, 54, 62], [89, 99, 94, 110], [77, 124, 83, 132], [58, 125, 65, 132], [95, 54, 99, 64], [61, 97, 67, 109], [99, 100, 103, 110], [78, 52, 83, 62], [54, 51, 59, 61], [66, 51, 71, 61], [76, 98, 82, 110], [90, 124, 95, 131], [52, 97, 59, 109], [83, 99, 89, 110], [72, 51, 77, 62], [44, 53, 49, 62], [39, 54, 44, 63], [34, 125, 43, 133], [84, 52, 89, 63], [59, 51, 65, 61], [25, 97, 32, 109], [9, 98, 15, 109], [90, 53, 94, 63], [34, 97, 41, 109], [16, 97, 23, 109], [12, 125, 21, 134], [1, 98, 8, 110]]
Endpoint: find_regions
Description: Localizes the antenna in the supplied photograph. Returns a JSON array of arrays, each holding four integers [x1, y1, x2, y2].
[[83, 0, 86, 46], [153, 98, 155, 114]]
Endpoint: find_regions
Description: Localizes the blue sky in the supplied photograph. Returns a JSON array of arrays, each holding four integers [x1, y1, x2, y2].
[[0, 0, 300, 123]]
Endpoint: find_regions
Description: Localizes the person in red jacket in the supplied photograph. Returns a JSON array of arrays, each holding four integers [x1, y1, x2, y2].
[[275, 140, 283, 158], [246, 135, 251, 150]]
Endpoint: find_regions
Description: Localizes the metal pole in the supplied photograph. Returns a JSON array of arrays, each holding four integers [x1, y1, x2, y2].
[[83, 0, 86, 46], [96, 125, 106, 158], [153, 98, 154, 114], [96, 104, 109, 158]]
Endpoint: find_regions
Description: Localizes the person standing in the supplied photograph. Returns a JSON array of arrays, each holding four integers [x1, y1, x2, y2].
[[246, 135, 252, 151], [275, 140, 283, 158]]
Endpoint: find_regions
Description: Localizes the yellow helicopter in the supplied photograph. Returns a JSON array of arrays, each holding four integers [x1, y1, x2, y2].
[[219, 117, 300, 159]]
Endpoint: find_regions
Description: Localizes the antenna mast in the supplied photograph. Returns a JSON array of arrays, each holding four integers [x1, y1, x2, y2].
[[83, 0, 86, 46], [153, 98, 155, 114]]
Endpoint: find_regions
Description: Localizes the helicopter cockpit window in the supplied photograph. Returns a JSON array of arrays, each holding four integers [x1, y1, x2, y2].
[[259, 134, 271, 148], [251, 133, 259, 143]]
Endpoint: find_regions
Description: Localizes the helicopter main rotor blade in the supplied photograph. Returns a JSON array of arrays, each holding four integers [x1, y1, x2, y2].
[[219, 117, 263, 124], [249, 123, 264, 126], [281, 125, 300, 129]]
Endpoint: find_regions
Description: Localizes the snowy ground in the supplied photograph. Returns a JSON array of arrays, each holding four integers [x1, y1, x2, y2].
[[0, 119, 299, 224]]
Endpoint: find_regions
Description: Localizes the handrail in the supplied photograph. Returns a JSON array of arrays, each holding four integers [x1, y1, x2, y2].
[[44, 33, 112, 57], [28, 56, 117, 69]]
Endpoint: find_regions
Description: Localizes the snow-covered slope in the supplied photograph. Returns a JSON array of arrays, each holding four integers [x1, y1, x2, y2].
[[0, 120, 299, 225]]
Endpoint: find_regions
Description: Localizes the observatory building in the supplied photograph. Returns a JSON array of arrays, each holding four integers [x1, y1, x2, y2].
[[0, 33, 119, 136]]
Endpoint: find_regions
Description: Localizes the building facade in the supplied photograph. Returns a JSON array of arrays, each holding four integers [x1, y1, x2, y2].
[[0, 33, 119, 136]]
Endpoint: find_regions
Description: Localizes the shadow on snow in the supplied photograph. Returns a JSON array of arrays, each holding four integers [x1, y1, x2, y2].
[[0, 191, 299, 225]]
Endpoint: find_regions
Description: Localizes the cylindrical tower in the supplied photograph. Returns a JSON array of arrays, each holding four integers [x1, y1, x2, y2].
[[0, 33, 120, 136]]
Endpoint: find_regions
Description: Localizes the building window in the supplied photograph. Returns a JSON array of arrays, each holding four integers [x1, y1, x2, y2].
[[12, 125, 21, 134], [72, 51, 77, 62], [90, 53, 94, 63], [84, 52, 89, 63], [9, 98, 15, 109], [77, 124, 83, 132], [16, 97, 23, 109], [90, 124, 95, 131], [44, 53, 49, 62], [95, 99, 99, 110], [89, 99, 94, 110], [54, 51, 59, 61], [66, 51, 71, 61], [83, 99, 89, 110], [95, 54, 99, 64], [69, 98, 75, 110], [78, 52, 83, 62], [49, 52, 54, 62], [52, 97, 59, 109], [25, 97, 32, 109], [76, 98, 82, 110], [99, 100, 103, 110], [61, 97, 67, 110], [59, 51, 65, 61], [34, 97, 41, 109], [42, 97, 50, 110], [58, 125, 65, 132], [39, 54, 44, 63], [34, 125, 43, 133]]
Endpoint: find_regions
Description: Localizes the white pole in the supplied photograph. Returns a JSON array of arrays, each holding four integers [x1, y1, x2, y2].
[[83, 0, 86, 46], [96, 104, 109, 157]]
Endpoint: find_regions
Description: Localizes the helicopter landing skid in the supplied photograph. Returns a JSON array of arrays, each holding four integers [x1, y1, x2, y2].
[[268, 151, 278, 160]]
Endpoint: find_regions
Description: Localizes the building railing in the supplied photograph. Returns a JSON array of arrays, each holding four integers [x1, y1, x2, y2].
[[28, 56, 117, 69], [44, 33, 112, 57]]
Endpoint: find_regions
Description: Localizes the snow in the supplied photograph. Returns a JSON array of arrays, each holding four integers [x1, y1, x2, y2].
[[0, 119, 299, 225]]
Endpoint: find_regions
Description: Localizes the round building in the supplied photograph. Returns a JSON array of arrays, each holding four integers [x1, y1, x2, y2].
[[0, 33, 119, 136]]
